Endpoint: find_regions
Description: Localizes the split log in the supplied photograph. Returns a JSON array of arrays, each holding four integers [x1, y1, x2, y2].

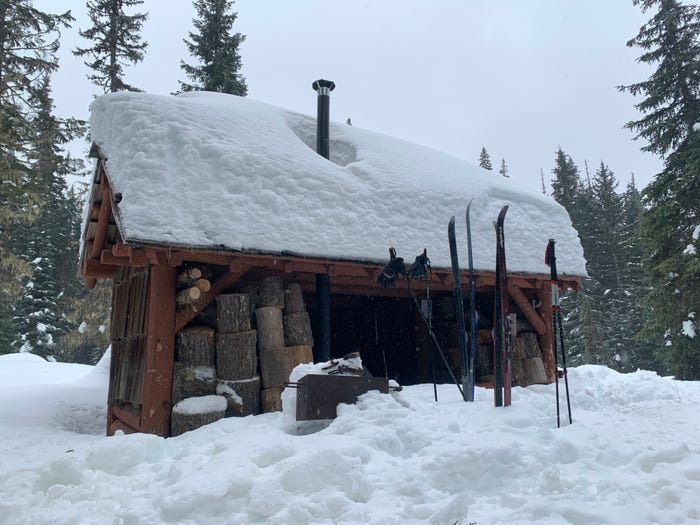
[[523, 357, 548, 384], [255, 307, 285, 352], [217, 293, 250, 333], [258, 345, 313, 389], [194, 278, 211, 293], [170, 395, 226, 436], [176, 267, 203, 287], [258, 276, 285, 308], [261, 386, 284, 413], [217, 377, 261, 417], [176, 286, 201, 306], [284, 284, 306, 314], [283, 312, 314, 347], [216, 330, 257, 381], [171, 364, 217, 404], [175, 326, 215, 366]]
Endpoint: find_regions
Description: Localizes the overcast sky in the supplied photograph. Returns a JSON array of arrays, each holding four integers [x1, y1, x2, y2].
[[38, 0, 668, 191]]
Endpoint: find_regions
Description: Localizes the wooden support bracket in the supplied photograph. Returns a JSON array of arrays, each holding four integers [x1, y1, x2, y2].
[[507, 282, 546, 335], [175, 265, 250, 333]]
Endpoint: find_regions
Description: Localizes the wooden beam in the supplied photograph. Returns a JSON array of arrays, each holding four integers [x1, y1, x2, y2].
[[91, 184, 112, 259], [100, 250, 133, 267], [85, 277, 97, 289], [112, 405, 141, 431], [85, 259, 116, 279], [109, 417, 139, 436], [508, 282, 546, 335], [140, 264, 177, 436], [174, 265, 250, 333]]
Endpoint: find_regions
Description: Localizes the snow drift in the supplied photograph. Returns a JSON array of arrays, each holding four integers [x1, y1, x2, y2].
[[89, 92, 587, 276], [1, 355, 699, 524]]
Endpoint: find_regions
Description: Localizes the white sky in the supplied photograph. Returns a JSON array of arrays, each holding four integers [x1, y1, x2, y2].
[[39, 0, 669, 191]]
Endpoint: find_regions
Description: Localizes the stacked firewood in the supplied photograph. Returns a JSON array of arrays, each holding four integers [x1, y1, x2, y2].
[[175, 267, 211, 307], [256, 278, 314, 413], [215, 293, 261, 417], [170, 325, 222, 435]]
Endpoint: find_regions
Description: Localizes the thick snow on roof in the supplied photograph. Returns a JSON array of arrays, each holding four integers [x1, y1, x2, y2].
[[90, 92, 586, 276]]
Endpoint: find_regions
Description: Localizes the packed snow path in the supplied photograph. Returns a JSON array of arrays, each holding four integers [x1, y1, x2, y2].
[[0, 354, 699, 524]]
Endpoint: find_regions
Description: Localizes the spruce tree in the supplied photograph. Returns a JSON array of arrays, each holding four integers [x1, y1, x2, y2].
[[551, 148, 582, 221], [179, 0, 248, 95], [74, 0, 148, 92], [478, 147, 493, 170], [0, 2, 72, 353], [498, 158, 509, 178], [11, 76, 84, 358], [621, 0, 700, 379]]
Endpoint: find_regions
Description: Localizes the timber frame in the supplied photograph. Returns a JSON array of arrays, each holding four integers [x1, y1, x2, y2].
[[81, 148, 582, 437]]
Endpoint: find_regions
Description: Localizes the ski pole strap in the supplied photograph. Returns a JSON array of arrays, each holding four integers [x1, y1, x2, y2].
[[545, 239, 558, 282]]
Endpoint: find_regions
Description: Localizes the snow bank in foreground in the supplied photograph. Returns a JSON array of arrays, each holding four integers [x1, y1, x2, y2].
[[89, 92, 587, 276], [1, 359, 699, 524]]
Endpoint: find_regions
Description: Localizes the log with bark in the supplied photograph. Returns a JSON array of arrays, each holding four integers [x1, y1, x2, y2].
[[523, 357, 548, 384], [170, 395, 226, 436], [216, 330, 257, 381], [258, 276, 285, 308], [258, 344, 313, 389], [171, 364, 217, 404], [194, 278, 211, 293], [255, 307, 285, 352], [176, 267, 203, 287], [261, 386, 284, 413], [176, 286, 201, 306], [283, 312, 314, 347], [217, 293, 250, 333], [195, 304, 217, 328], [175, 326, 215, 366], [217, 377, 261, 417], [284, 283, 306, 314]]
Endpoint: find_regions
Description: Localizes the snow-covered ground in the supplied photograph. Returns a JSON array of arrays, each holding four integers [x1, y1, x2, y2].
[[1, 353, 699, 525]]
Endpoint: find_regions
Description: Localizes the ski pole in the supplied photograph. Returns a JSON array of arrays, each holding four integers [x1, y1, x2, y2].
[[556, 309, 573, 424]]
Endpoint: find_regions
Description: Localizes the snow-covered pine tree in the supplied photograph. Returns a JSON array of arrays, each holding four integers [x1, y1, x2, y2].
[[620, 175, 661, 372], [498, 158, 509, 178], [179, 0, 248, 95], [551, 148, 581, 219], [74, 0, 148, 92], [478, 147, 493, 170], [620, 0, 700, 379], [11, 76, 84, 359], [0, 1, 72, 354]]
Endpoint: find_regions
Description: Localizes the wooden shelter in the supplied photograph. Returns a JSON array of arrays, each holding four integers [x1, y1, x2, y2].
[[80, 92, 583, 437]]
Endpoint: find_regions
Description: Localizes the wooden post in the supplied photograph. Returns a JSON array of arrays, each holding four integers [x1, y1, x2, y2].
[[315, 274, 331, 362], [140, 264, 176, 436], [536, 282, 555, 383]]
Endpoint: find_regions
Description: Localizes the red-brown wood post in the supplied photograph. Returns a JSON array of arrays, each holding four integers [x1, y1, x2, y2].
[[536, 281, 556, 383], [140, 263, 176, 436]]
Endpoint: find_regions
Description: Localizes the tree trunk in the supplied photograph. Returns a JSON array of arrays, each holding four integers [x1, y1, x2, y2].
[[255, 307, 285, 351], [176, 286, 201, 306], [283, 312, 314, 347], [216, 330, 257, 380], [175, 326, 215, 366], [217, 293, 250, 333], [258, 276, 285, 308], [261, 386, 284, 413], [217, 377, 261, 417], [284, 284, 306, 314]]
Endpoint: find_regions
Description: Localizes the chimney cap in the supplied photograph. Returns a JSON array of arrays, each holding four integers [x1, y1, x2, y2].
[[312, 79, 335, 92]]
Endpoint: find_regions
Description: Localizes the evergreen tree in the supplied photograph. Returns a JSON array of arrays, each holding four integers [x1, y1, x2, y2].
[[478, 147, 493, 170], [551, 148, 582, 220], [621, 0, 700, 379], [0, 1, 72, 353], [179, 0, 247, 95], [498, 158, 509, 178], [11, 76, 84, 357], [74, 0, 148, 92]]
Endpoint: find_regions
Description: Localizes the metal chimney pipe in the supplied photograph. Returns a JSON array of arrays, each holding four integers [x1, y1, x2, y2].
[[312, 79, 335, 159], [312, 79, 335, 363]]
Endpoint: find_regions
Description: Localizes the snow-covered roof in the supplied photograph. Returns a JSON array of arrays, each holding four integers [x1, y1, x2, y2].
[[89, 92, 586, 276]]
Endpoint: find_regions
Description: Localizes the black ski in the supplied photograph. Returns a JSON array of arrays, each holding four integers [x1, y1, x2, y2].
[[448, 216, 469, 402], [493, 205, 511, 407], [465, 199, 477, 402], [545, 239, 573, 427]]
